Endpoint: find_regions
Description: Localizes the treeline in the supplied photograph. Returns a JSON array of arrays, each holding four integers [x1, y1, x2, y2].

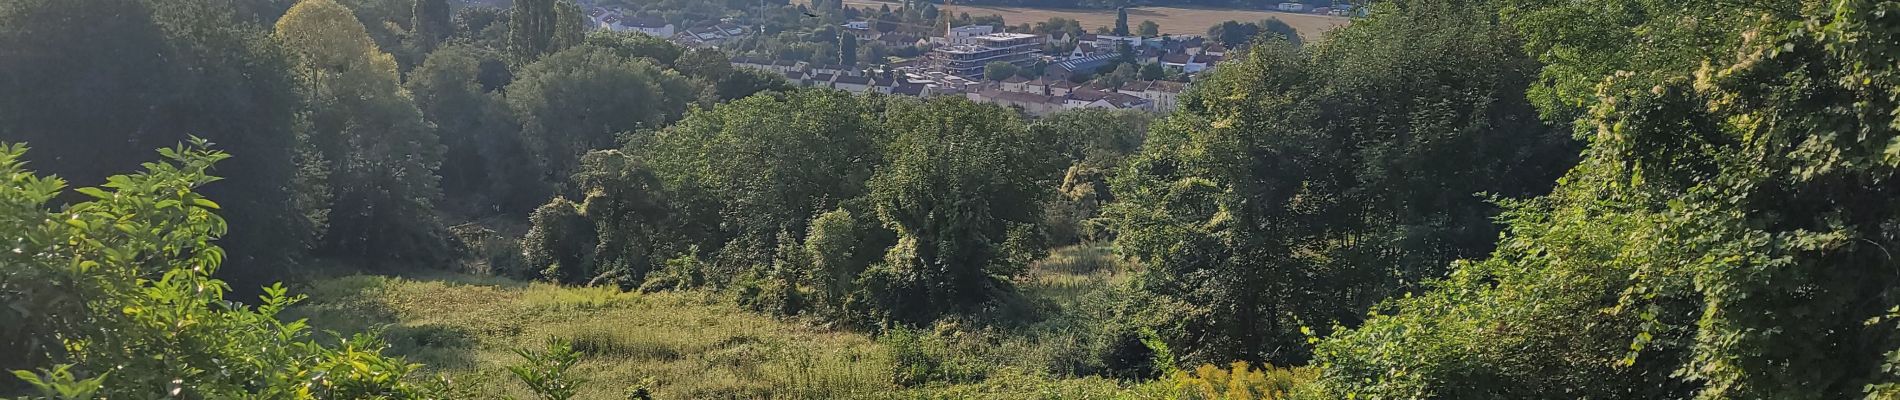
[[0, 0, 788, 286]]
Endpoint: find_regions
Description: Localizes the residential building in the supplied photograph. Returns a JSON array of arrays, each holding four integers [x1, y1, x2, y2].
[[613, 16, 674, 37], [1161, 53, 1221, 73], [970, 90, 1067, 116], [1119, 80, 1186, 112]]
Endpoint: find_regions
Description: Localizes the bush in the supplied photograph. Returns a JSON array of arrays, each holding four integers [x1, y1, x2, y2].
[[881, 327, 989, 387], [1142, 362, 1322, 400], [0, 141, 443, 397]]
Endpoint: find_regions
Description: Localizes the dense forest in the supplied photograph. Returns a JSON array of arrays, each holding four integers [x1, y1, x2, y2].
[[3, 0, 1900, 397]]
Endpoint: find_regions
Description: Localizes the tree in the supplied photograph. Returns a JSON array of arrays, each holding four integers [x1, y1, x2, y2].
[[505, 45, 698, 184], [276, 0, 450, 264], [522, 197, 597, 283], [1030, 109, 1151, 245], [1259, 18, 1299, 46], [858, 98, 1062, 324], [1138, 20, 1160, 36], [508, 0, 584, 62], [985, 61, 1021, 81], [1315, 0, 1900, 397], [583, 30, 685, 67], [1140, 62, 1164, 80], [839, 33, 859, 66], [1113, 7, 1129, 36], [1206, 20, 1257, 48], [408, 44, 549, 215], [411, 0, 451, 52], [638, 90, 884, 280], [0, 0, 307, 286], [1113, 0, 1573, 366]]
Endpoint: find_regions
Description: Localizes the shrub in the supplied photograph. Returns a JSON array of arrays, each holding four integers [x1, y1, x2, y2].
[[0, 141, 442, 397], [1145, 362, 1321, 400]]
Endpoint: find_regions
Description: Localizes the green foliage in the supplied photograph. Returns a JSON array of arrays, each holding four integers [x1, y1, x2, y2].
[[859, 97, 1063, 324], [881, 327, 989, 387], [409, 44, 549, 215], [277, 0, 451, 265], [508, 339, 588, 400], [583, 30, 686, 67], [985, 61, 1020, 82], [637, 90, 884, 285], [523, 197, 597, 283], [9, 365, 106, 400], [1206, 19, 1300, 47], [1316, 0, 1900, 398], [1147, 362, 1321, 400], [410, 0, 451, 52], [507, 45, 698, 182], [1117, 0, 1573, 366], [0, 0, 307, 285], [0, 142, 440, 398], [839, 33, 858, 66], [508, 0, 585, 62]]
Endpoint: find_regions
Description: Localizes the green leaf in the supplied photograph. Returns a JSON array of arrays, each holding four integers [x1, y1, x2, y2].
[[74, 187, 110, 199], [191, 198, 220, 210]]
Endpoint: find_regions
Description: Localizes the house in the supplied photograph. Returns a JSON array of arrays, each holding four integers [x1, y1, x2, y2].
[[1068, 42, 1102, 59], [833, 75, 873, 93], [1119, 80, 1186, 112], [1048, 32, 1075, 46], [876, 33, 922, 47], [809, 73, 836, 88], [617, 16, 675, 38], [1102, 92, 1153, 111], [730, 56, 772, 71], [1137, 48, 1162, 64], [871, 76, 898, 94], [770, 60, 800, 74], [1202, 42, 1228, 57], [971, 90, 1067, 116], [1090, 34, 1146, 50], [1277, 2, 1307, 12], [892, 83, 927, 97], [810, 64, 852, 76], [1000, 75, 1034, 91], [1048, 79, 1080, 97], [1161, 53, 1217, 73], [843, 20, 871, 31], [1065, 88, 1111, 108]]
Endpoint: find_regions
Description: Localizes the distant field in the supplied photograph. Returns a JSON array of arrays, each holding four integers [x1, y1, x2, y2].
[[806, 0, 1352, 41]]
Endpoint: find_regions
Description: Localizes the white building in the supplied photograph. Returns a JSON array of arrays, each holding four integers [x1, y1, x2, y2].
[[939, 24, 998, 45]]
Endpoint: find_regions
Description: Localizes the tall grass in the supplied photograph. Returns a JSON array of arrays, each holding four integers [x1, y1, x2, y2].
[[291, 274, 896, 399]]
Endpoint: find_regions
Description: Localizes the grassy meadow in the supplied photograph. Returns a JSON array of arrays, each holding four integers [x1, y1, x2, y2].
[[285, 246, 1170, 399]]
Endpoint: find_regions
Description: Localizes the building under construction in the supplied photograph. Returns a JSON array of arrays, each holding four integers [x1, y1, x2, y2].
[[931, 31, 1042, 79]]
